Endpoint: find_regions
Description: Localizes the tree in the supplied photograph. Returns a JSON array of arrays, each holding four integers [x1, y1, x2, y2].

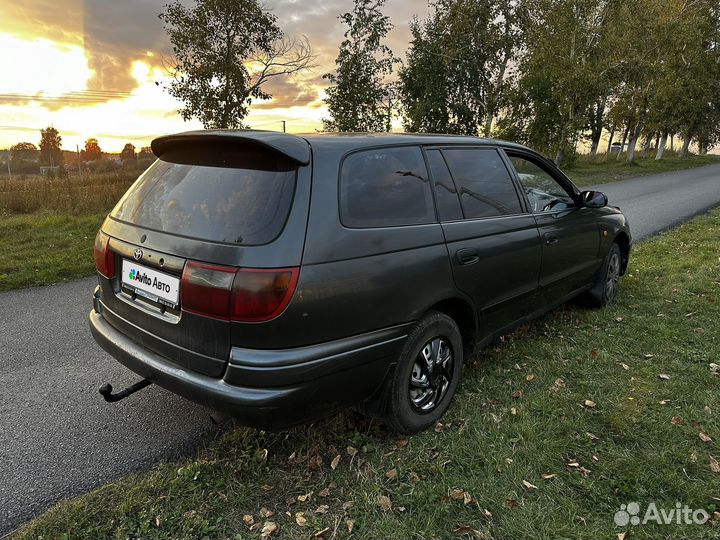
[[10, 142, 38, 162], [400, 0, 523, 135], [82, 138, 103, 162], [322, 0, 398, 132], [160, 0, 313, 129], [120, 143, 136, 160], [139, 146, 154, 157], [39, 127, 63, 166]]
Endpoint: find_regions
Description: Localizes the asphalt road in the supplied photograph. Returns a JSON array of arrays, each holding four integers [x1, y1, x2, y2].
[[2, 163, 720, 535]]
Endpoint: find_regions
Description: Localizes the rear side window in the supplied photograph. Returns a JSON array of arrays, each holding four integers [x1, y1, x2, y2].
[[442, 148, 522, 219], [111, 147, 296, 245], [340, 146, 434, 228], [425, 149, 463, 221]]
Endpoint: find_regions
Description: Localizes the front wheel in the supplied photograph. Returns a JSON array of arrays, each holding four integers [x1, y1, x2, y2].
[[583, 243, 622, 307], [385, 311, 463, 434]]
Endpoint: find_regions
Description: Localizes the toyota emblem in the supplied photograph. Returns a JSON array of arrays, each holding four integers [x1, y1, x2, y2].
[[133, 248, 143, 261]]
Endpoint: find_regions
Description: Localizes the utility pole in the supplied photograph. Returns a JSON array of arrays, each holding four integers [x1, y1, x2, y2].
[[281, 120, 286, 133], [6, 152, 11, 181], [76, 144, 82, 177]]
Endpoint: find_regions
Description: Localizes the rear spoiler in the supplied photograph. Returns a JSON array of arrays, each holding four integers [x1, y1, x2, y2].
[[151, 130, 311, 166]]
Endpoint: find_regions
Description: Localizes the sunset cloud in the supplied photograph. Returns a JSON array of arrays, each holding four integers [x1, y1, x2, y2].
[[0, 0, 429, 151]]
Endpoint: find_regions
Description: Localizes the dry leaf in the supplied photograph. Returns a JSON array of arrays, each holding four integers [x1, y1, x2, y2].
[[617, 532, 627, 540], [377, 495, 392, 511], [261, 484, 273, 492], [590, 349, 598, 358], [554, 378, 566, 388], [710, 363, 720, 377], [510, 407, 517, 416], [511, 389, 523, 398], [260, 521, 278, 539], [317, 488, 330, 497], [295, 512, 307, 527], [504, 499, 519, 509], [541, 473, 556, 480], [704, 406, 712, 415], [297, 492, 312, 502], [481, 508, 492, 519], [313, 527, 330, 538], [671, 416, 683, 425], [346, 446, 358, 456], [243, 514, 254, 526], [710, 455, 720, 473], [586, 432, 599, 443], [259, 507, 274, 518], [330, 454, 341, 470], [699, 431, 713, 443], [315, 505, 329, 515], [453, 525, 484, 539], [522, 480, 538, 490], [342, 501, 354, 510], [346, 519, 355, 533], [644, 353, 654, 358], [526, 373, 535, 381], [621, 363, 630, 370], [386, 468, 398, 479], [395, 438, 409, 448], [583, 399, 597, 409], [615, 316, 624, 322], [408, 471, 422, 483], [435, 422, 445, 432], [658, 373, 671, 380]]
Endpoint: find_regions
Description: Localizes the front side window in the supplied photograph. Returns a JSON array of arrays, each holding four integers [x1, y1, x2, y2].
[[508, 154, 575, 213], [339, 146, 435, 228], [442, 148, 522, 219]]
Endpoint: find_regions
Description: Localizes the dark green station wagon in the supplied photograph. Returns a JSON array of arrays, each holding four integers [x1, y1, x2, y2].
[[90, 131, 631, 434]]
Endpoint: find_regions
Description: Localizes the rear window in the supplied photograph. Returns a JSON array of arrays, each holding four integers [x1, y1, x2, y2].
[[111, 148, 296, 245], [339, 146, 434, 228]]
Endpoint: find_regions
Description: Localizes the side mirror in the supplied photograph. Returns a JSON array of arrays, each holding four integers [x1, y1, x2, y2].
[[581, 190, 608, 208]]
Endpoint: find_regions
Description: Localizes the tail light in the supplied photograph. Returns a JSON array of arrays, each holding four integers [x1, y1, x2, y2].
[[93, 231, 115, 278], [180, 261, 299, 322]]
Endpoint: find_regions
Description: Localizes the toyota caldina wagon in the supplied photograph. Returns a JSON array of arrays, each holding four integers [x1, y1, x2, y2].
[[90, 131, 631, 434]]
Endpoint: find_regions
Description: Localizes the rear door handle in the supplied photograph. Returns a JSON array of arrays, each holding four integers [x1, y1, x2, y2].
[[545, 235, 559, 245], [456, 248, 480, 266]]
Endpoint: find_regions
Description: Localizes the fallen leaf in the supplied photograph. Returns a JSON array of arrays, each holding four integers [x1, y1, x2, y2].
[[704, 405, 712, 415], [297, 492, 312, 502], [330, 454, 341, 470], [504, 499, 519, 509], [620, 363, 630, 370], [260, 521, 277, 539], [449, 488, 466, 500], [346, 519, 355, 533], [554, 378, 566, 388], [522, 480, 538, 490], [510, 407, 517, 416], [586, 432, 599, 443], [658, 373, 671, 380], [481, 508, 492, 519], [435, 422, 445, 432], [342, 501, 354, 510], [644, 353, 655, 359], [346, 446, 358, 456], [710, 363, 720, 377], [671, 416, 683, 425], [617, 532, 627, 540], [541, 473, 556, 480], [583, 399, 597, 409], [386, 468, 398, 479], [261, 484, 273, 492], [316, 488, 330, 498], [315, 505, 329, 515], [615, 316, 624, 322], [453, 525, 484, 539], [590, 349, 598, 358], [511, 389, 523, 398], [259, 507, 274, 518], [243, 514, 254, 526], [699, 431, 712, 443], [710, 455, 720, 473], [313, 527, 330, 538], [155, 516, 160, 527], [295, 512, 307, 527], [526, 373, 535, 381], [395, 438, 409, 448], [377, 495, 392, 511]]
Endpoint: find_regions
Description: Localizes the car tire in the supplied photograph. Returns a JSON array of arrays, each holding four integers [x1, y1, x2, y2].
[[583, 243, 622, 308], [385, 311, 464, 435]]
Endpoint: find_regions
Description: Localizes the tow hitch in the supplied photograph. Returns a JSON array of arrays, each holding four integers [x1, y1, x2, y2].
[[99, 379, 151, 402]]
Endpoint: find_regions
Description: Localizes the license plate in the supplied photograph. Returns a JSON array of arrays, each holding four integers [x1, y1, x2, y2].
[[121, 259, 180, 308]]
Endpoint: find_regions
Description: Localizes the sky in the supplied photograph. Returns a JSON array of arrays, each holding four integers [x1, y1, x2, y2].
[[0, 0, 429, 152]]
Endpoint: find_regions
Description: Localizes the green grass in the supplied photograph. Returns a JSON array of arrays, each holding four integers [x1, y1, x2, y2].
[[565, 151, 720, 187], [0, 212, 105, 293], [14, 210, 720, 539]]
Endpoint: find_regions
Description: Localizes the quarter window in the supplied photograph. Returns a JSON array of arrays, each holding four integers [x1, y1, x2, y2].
[[442, 148, 522, 218], [339, 146, 435, 228], [425, 149, 463, 221]]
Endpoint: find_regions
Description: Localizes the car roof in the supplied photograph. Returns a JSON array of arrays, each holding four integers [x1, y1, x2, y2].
[[151, 129, 531, 165]]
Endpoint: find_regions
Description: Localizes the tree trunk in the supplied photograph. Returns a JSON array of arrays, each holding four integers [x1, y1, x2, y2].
[[605, 127, 615, 154], [589, 99, 605, 157], [679, 133, 692, 158], [655, 132, 668, 160], [616, 125, 629, 161], [640, 133, 653, 157], [590, 128, 602, 156], [555, 148, 566, 168], [654, 133, 660, 150], [670, 134, 674, 152], [626, 123, 643, 163]]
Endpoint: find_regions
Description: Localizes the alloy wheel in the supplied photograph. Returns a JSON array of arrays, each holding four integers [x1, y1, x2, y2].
[[408, 337, 454, 413]]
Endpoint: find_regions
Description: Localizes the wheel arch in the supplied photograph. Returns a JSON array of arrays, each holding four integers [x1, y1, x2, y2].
[[613, 231, 631, 275], [426, 297, 477, 357]]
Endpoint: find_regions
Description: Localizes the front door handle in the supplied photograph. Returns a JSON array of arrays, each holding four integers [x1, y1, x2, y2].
[[456, 248, 480, 266], [545, 235, 559, 245]]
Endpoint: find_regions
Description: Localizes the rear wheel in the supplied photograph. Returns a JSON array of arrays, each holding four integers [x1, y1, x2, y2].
[[584, 243, 622, 307], [386, 311, 463, 434]]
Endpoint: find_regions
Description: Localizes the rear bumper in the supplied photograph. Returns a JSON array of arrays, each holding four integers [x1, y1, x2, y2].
[[89, 307, 406, 428]]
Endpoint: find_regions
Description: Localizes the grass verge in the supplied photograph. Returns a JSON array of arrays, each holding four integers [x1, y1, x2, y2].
[[565, 152, 720, 187], [0, 212, 105, 293], [14, 210, 720, 539]]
